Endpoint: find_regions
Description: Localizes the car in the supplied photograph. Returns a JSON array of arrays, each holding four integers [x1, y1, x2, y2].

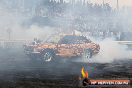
[[23, 35, 100, 62]]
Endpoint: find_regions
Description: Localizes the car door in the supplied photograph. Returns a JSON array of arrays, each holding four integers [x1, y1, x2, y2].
[[57, 44, 76, 57]]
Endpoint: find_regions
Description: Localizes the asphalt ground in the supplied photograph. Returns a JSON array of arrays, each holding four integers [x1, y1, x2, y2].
[[0, 46, 132, 88]]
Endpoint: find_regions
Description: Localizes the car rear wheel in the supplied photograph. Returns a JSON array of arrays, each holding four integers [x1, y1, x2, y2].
[[83, 48, 92, 59], [41, 49, 55, 62]]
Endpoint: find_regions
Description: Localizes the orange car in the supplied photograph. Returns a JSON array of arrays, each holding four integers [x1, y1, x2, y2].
[[24, 35, 100, 62]]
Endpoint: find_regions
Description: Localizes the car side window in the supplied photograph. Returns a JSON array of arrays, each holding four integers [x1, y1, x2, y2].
[[58, 35, 91, 44]]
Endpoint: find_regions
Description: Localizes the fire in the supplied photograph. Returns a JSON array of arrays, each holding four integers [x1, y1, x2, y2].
[[81, 67, 88, 78]]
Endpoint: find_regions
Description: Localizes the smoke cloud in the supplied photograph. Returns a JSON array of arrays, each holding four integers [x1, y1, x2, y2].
[[0, 1, 56, 41], [82, 38, 132, 63], [0, 0, 132, 64]]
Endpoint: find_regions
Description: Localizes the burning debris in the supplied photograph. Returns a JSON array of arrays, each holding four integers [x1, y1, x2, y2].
[[81, 67, 88, 79], [80, 67, 91, 86], [80, 67, 132, 87]]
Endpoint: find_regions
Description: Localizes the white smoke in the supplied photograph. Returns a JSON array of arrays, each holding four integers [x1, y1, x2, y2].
[[89, 38, 132, 63], [0, 5, 56, 41], [9, 25, 56, 40], [0, 0, 56, 41], [0, 0, 132, 64], [0, 22, 56, 41]]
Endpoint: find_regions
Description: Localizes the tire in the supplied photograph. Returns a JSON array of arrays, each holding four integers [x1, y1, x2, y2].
[[83, 48, 92, 59], [40, 49, 55, 62]]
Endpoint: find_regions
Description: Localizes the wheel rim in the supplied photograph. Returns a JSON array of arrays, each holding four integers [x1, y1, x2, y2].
[[84, 49, 91, 59], [86, 50, 91, 58], [43, 52, 52, 62]]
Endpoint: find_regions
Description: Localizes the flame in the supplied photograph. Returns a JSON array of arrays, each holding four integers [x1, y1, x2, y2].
[[81, 67, 88, 78]]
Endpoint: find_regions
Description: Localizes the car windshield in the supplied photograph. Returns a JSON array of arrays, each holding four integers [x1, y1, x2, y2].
[[58, 35, 91, 44]]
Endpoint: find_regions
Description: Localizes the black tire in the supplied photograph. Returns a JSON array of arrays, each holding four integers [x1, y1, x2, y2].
[[40, 49, 55, 62], [83, 48, 92, 59]]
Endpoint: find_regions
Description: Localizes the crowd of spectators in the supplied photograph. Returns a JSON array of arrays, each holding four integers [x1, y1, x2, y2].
[[33, 0, 131, 40]]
